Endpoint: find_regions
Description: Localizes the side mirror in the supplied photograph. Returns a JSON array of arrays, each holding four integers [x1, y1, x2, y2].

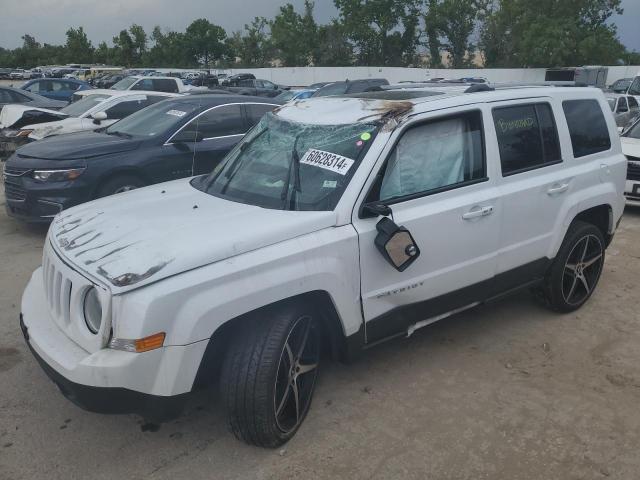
[[374, 217, 420, 272], [91, 111, 107, 124], [362, 201, 392, 218]]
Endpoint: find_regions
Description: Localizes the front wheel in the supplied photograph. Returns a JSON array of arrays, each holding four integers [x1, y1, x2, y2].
[[220, 306, 321, 447], [541, 221, 606, 312]]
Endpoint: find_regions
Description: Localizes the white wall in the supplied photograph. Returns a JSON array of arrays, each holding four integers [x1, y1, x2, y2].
[[204, 65, 640, 87]]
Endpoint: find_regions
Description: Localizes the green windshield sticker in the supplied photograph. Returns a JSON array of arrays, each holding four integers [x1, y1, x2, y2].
[[360, 132, 372, 141]]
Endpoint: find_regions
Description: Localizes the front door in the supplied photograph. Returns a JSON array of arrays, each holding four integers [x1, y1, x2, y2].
[[353, 108, 502, 343]]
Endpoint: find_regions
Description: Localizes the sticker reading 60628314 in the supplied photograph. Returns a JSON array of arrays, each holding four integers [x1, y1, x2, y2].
[[300, 149, 355, 176]]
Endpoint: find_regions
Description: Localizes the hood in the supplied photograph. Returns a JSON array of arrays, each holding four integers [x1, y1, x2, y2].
[[0, 104, 68, 129], [25, 118, 83, 140], [621, 136, 640, 158], [49, 178, 338, 294], [16, 130, 141, 160]]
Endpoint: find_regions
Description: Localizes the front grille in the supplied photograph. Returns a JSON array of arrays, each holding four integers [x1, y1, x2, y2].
[[3, 165, 32, 177], [42, 247, 73, 327], [627, 158, 640, 181], [4, 182, 26, 201]]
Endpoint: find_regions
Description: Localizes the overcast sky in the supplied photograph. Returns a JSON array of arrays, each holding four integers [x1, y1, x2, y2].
[[1, 0, 638, 53]]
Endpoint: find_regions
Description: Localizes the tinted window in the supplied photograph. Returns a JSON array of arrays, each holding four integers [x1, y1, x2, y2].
[[173, 104, 244, 142], [246, 103, 277, 128], [618, 97, 628, 112], [152, 79, 178, 93], [378, 111, 485, 201], [629, 97, 639, 109], [562, 100, 611, 158], [239, 79, 254, 87], [493, 103, 561, 175], [629, 78, 640, 96], [105, 99, 151, 120]]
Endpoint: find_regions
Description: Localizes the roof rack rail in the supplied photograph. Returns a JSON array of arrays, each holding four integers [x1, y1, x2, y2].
[[465, 84, 495, 93]]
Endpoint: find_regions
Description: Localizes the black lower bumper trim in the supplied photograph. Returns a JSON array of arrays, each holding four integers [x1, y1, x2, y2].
[[20, 314, 188, 421]]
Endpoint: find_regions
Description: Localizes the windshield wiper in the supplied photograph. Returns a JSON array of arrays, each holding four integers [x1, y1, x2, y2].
[[280, 135, 302, 210]]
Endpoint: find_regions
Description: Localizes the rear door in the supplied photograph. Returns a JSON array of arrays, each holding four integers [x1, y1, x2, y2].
[[165, 104, 247, 176], [353, 106, 502, 342], [490, 99, 567, 279]]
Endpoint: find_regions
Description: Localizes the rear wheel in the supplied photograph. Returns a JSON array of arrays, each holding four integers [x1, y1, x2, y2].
[[96, 175, 145, 198], [541, 221, 605, 312], [220, 305, 321, 447]]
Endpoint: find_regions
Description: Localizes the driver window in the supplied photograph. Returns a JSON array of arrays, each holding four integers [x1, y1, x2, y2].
[[379, 111, 485, 201]]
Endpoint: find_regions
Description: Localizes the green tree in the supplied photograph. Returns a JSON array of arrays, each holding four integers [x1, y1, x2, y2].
[[93, 41, 112, 64], [334, 0, 421, 66], [270, 1, 318, 66], [129, 24, 148, 65], [112, 29, 135, 66], [480, 0, 625, 67], [228, 17, 274, 67], [313, 21, 354, 66], [65, 27, 93, 64], [437, 0, 485, 67], [184, 18, 228, 67]]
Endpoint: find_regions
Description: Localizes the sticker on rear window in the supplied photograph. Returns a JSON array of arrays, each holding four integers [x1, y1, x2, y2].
[[166, 109, 187, 117], [300, 149, 354, 176]]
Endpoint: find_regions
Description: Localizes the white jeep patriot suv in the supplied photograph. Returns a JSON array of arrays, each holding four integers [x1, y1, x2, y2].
[[20, 86, 626, 447]]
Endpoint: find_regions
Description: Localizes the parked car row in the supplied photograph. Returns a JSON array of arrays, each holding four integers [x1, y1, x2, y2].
[[3, 94, 280, 220]]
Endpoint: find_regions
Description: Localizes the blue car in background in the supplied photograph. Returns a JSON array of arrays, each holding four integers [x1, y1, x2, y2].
[[273, 89, 315, 103], [21, 78, 92, 103]]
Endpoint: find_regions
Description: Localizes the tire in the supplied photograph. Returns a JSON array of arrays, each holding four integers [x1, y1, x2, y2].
[[541, 221, 606, 313], [95, 175, 145, 198], [220, 305, 321, 447]]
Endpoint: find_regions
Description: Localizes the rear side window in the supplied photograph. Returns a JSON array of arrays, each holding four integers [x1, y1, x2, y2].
[[173, 104, 244, 142], [629, 97, 638, 109], [105, 99, 151, 120], [246, 103, 277, 128], [152, 79, 178, 93], [492, 103, 561, 176], [562, 100, 611, 158]]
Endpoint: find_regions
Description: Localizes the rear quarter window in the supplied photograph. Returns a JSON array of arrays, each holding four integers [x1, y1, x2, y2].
[[562, 99, 611, 158]]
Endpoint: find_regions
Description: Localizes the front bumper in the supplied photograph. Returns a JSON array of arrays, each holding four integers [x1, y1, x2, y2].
[[20, 267, 208, 418], [4, 171, 90, 223], [625, 180, 640, 207]]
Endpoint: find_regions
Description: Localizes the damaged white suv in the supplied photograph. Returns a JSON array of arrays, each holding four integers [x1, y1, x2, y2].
[[21, 86, 626, 447]]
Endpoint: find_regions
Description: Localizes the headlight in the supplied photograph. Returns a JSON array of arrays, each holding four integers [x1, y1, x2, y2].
[[33, 168, 85, 182], [83, 287, 102, 334]]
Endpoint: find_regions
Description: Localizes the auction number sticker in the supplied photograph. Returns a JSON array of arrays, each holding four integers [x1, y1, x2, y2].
[[300, 149, 354, 176], [166, 109, 187, 117]]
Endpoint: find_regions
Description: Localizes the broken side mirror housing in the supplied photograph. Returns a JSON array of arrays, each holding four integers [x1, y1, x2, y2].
[[374, 217, 420, 272]]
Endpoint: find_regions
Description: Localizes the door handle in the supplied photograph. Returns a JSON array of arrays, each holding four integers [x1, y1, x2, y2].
[[462, 205, 494, 220], [547, 183, 569, 195]]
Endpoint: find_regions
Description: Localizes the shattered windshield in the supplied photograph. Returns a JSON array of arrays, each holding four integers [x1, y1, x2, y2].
[[195, 113, 379, 211]]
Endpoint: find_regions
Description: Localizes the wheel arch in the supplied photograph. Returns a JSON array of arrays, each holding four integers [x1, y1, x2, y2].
[[191, 290, 350, 391], [91, 167, 151, 199]]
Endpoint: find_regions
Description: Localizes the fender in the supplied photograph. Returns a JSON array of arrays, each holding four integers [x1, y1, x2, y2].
[[112, 225, 363, 348]]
